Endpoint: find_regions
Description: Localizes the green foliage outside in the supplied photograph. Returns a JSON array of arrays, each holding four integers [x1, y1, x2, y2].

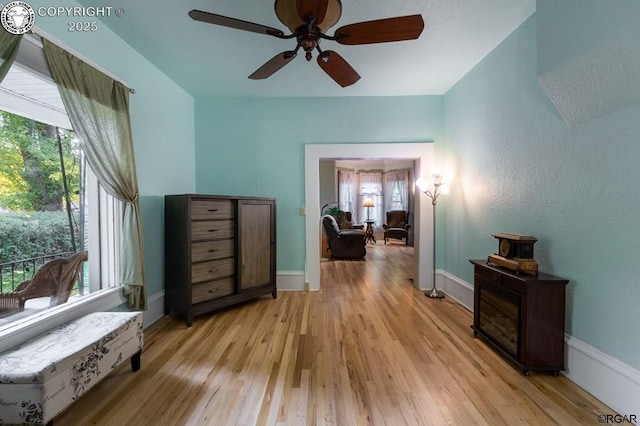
[[0, 110, 79, 212], [0, 211, 79, 263], [0, 109, 83, 293], [0, 211, 81, 292]]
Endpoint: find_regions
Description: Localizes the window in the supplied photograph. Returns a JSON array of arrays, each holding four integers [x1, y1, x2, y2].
[[0, 48, 120, 331], [337, 166, 412, 227], [358, 180, 382, 224], [388, 182, 405, 210]]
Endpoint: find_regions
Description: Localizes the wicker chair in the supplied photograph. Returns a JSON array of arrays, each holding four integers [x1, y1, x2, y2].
[[0, 251, 88, 313]]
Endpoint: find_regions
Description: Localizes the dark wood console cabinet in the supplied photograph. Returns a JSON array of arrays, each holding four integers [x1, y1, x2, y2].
[[165, 194, 276, 326], [470, 260, 568, 375]]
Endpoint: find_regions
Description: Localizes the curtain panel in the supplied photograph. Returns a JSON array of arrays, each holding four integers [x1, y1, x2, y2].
[[383, 169, 411, 212], [337, 170, 357, 218], [42, 39, 146, 310], [0, 32, 22, 82]]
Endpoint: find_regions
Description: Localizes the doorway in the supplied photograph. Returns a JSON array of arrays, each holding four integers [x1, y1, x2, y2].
[[305, 143, 436, 292]]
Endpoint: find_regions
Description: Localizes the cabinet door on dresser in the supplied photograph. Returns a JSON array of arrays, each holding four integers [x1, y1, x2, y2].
[[238, 199, 276, 293]]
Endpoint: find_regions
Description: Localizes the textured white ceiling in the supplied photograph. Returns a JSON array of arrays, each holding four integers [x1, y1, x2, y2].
[[77, 0, 534, 97]]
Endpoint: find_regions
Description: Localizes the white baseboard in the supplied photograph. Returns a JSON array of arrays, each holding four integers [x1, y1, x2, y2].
[[0, 287, 126, 353], [143, 290, 166, 328], [438, 269, 474, 311], [435, 269, 640, 416], [276, 270, 306, 291], [565, 335, 640, 416]]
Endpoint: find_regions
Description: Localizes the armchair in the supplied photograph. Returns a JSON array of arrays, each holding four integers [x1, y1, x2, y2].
[[322, 215, 366, 259], [0, 251, 88, 313], [383, 210, 411, 245]]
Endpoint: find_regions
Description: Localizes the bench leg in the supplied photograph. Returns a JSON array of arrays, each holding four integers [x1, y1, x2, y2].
[[130, 350, 142, 372]]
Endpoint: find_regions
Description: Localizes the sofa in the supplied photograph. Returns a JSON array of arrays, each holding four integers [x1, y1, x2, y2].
[[322, 215, 366, 259]]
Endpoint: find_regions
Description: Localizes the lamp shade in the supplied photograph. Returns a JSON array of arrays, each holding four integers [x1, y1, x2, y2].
[[363, 198, 374, 208]]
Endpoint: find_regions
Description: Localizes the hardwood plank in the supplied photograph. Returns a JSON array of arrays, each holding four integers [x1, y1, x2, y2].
[[56, 244, 614, 425]]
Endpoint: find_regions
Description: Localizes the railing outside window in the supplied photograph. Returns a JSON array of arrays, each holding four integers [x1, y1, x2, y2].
[[0, 252, 86, 295]]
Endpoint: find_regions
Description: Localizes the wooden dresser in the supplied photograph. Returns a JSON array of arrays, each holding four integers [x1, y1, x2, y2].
[[165, 194, 276, 326], [469, 260, 568, 375]]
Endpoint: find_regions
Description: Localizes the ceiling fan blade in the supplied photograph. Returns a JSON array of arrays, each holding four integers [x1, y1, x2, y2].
[[249, 51, 298, 79], [317, 50, 360, 87], [334, 15, 424, 45], [189, 10, 284, 37], [296, 0, 329, 25]]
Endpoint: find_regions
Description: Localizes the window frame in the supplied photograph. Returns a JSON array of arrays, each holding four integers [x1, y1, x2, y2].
[[0, 38, 126, 352]]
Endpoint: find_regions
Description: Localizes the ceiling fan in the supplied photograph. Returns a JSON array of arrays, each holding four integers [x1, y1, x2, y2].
[[189, 0, 425, 87]]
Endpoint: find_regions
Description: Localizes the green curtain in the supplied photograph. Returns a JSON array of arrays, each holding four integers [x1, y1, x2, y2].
[[42, 39, 146, 310], [0, 31, 22, 82]]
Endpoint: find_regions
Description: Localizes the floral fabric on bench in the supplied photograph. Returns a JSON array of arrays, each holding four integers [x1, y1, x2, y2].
[[0, 311, 143, 425]]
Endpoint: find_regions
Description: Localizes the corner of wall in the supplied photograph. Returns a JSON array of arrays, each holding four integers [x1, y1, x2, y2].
[[536, 0, 640, 127]]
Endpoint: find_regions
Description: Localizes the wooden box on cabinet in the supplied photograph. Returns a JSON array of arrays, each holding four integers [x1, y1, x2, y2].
[[165, 194, 277, 326], [469, 260, 568, 375]]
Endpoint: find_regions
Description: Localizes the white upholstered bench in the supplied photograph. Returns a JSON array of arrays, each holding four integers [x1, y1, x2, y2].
[[0, 311, 143, 425]]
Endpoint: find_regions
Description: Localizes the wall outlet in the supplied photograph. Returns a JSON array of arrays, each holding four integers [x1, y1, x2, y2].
[[300, 206, 306, 216]]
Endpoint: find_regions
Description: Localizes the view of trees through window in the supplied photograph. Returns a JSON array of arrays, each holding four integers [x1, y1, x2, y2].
[[0, 108, 87, 298]]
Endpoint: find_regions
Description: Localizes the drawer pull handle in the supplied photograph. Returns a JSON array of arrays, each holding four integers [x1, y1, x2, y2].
[[208, 229, 219, 232], [208, 288, 219, 294], [209, 268, 220, 273], [208, 249, 219, 253], [207, 209, 219, 212]]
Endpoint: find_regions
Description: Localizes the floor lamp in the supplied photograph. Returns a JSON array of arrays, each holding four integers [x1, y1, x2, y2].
[[418, 174, 449, 299]]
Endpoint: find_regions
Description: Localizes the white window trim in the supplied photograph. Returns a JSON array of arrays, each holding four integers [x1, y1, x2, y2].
[[0, 287, 126, 352]]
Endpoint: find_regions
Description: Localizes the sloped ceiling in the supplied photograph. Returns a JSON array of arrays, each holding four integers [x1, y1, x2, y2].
[[537, 0, 640, 127], [73, 0, 535, 97]]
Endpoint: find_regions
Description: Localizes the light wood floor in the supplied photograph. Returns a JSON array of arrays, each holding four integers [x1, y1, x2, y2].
[[57, 243, 613, 425]]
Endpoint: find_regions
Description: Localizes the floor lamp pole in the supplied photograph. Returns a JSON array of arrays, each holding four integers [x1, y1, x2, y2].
[[420, 175, 447, 299], [426, 196, 444, 299]]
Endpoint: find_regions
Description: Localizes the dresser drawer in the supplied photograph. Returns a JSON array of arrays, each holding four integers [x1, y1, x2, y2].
[[191, 239, 234, 262], [192, 258, 234, 283], [192, 277, 234, 304], [191, 200, 234, 220], [191, 220, 234, 241]]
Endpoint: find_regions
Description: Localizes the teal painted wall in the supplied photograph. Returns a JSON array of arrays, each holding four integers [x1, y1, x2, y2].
[[442, 16, 640, 369], [195, 96, 442, 270], [27, 0, 196, 297]]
